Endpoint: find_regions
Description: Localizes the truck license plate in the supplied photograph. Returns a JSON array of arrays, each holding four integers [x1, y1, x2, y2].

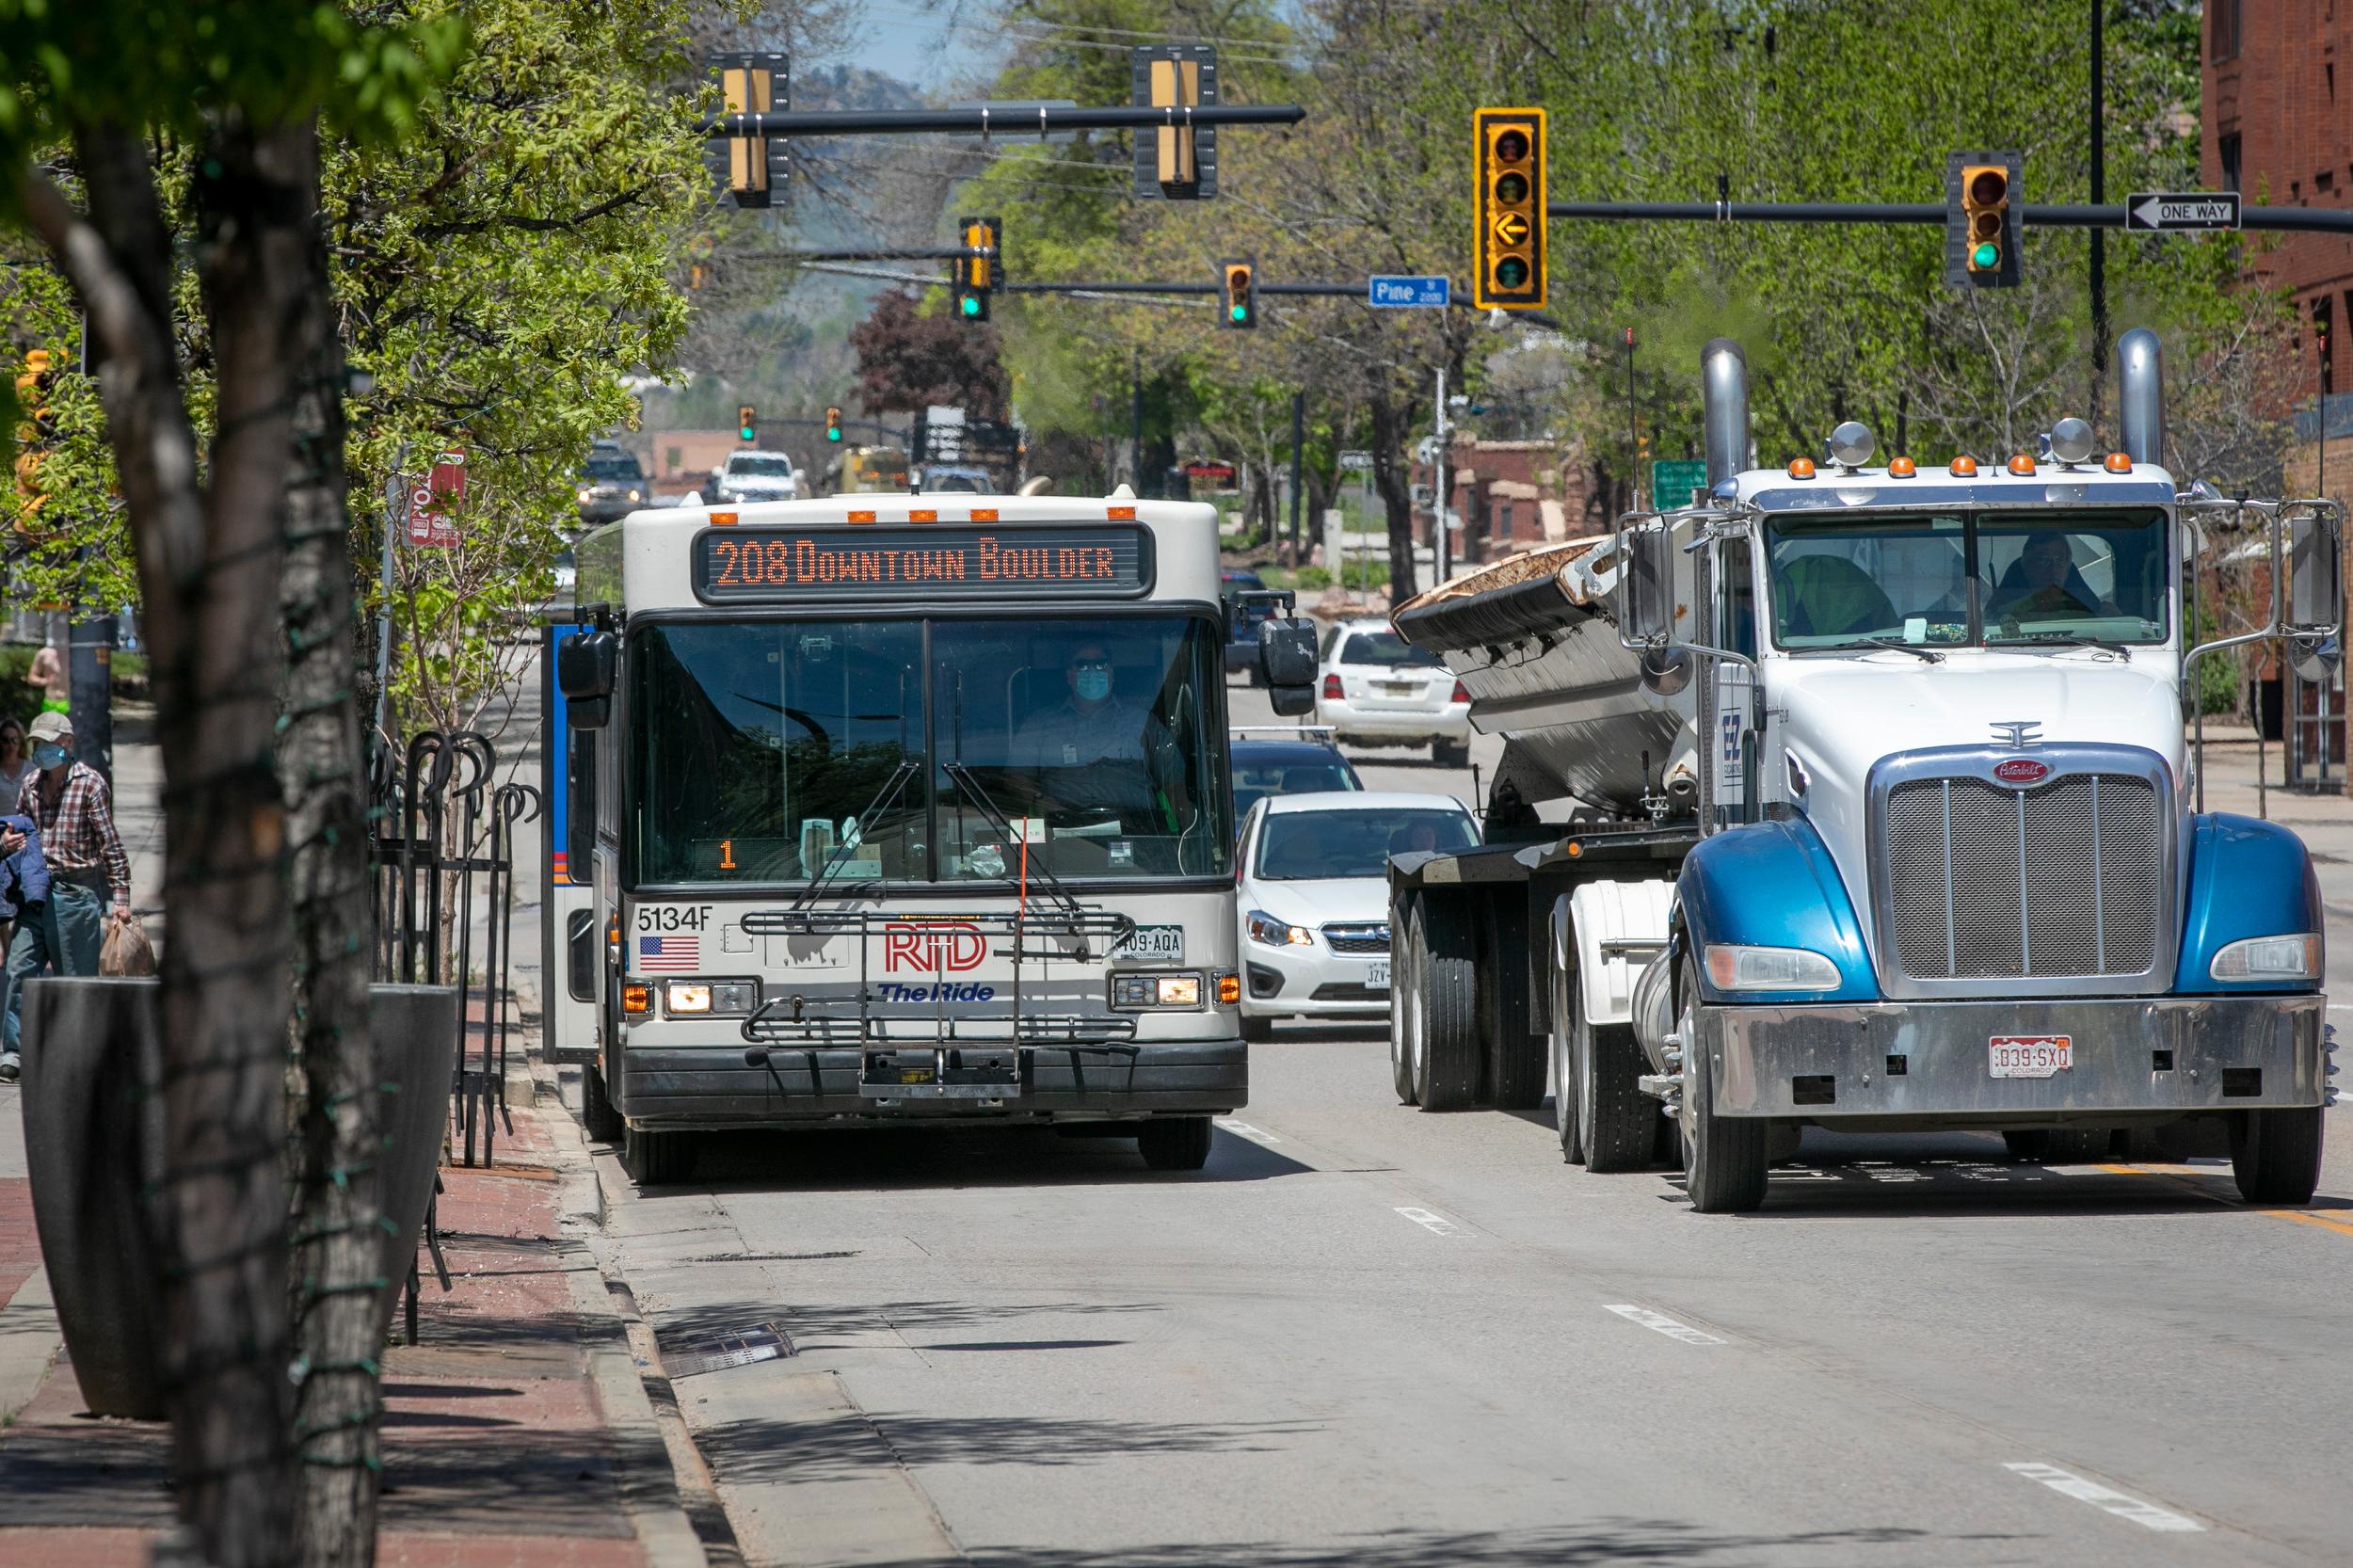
[[1115, 924, 1185, 964], [1366, 961, 1390, 991], [1989, 1035, 2073, 1079]]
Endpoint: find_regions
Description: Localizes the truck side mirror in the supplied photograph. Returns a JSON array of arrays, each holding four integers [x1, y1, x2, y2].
[[557, 631, 617, 729], [2289, 506, 2343, 634], [1616, 522, 1677, 648]]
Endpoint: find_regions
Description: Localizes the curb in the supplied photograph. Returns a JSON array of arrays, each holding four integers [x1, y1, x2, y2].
[[0, 1266, 61, 1429]]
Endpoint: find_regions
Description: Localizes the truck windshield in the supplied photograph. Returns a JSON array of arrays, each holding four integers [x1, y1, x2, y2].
[[629, 616, 1230, 887], [1764, 509, 2169, 650]]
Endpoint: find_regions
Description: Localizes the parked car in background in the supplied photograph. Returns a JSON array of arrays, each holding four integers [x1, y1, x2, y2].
[[577, 440, 646, 525], [710, 449, 802, 504], [1225, 585, 1292, 679], [1235, 792, 1481, 1039], [1229, 728, 1362, 823], [1315, 617, 1473, 765], [1221, 568, 1266, 595]]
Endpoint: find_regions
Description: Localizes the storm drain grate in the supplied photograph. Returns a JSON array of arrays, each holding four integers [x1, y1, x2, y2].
[[663, 1321, 797, 1379]]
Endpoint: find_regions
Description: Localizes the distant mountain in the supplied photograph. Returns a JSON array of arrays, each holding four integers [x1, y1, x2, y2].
[[793, 64, 927, 113]]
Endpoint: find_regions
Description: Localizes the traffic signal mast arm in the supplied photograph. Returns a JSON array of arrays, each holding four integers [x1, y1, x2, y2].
[[1544, 199, 2353, 233], [698, 104, 1304, 136]]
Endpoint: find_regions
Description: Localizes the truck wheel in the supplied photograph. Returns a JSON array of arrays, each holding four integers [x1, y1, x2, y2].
[[1390, 893, 1421, 1105], [624, 1125, 695, 1186], [1412, 893, 1481, 1112], [1677, 959, 1768, 1213], [581, 1062, 622, 1144], [1576, 981, 1655, 1173], [2231, 1108, 2325, 1205], [1139, 1115, 1214, 1171], [1550, 962, 1583, 1164], [1241, 1015, 1274, 1044], [2002, 1128, 2111, 1163], [1481, 900, 1545, 1111]]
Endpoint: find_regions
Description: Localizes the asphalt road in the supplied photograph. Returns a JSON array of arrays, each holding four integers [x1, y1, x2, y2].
[[577, 673, 2353, 1568]]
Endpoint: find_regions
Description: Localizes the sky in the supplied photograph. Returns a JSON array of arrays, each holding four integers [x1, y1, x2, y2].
[[847, 1, 1001, 92]]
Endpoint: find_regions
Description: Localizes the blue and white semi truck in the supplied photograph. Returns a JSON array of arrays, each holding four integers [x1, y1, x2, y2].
[[1388, 330, 2341, 1212]]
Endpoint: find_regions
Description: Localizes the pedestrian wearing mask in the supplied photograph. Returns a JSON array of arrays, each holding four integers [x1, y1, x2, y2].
[[0, 716, 28, 952], [0, 712, 131, 1081]]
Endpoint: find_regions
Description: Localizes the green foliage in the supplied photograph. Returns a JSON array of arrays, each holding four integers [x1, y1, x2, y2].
[[0, 254, 133, 610]]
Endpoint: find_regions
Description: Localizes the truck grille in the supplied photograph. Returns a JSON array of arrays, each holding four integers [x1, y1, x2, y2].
[[1881, 771, 2163, 982], [1322, 923, 1390, 954]]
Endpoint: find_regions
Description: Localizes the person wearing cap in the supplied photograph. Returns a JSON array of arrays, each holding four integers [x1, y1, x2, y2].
[[0, 712, 131, 1080]]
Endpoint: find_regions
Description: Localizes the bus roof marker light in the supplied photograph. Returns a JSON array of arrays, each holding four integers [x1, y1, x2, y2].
[[971, 507, 1000, 521], [908, 508, 939, 523], [847, 509, 878, 524], [710, 510, 739, 526], [1108, 504, 1137, 520]]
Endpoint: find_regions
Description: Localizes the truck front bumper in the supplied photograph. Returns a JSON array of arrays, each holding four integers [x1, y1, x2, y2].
[[1694, 993, 2326, 1122], [616, 1039, 1247, 1129]]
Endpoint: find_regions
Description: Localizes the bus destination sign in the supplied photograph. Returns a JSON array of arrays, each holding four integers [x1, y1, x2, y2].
[[694, 524, 1155, 602]]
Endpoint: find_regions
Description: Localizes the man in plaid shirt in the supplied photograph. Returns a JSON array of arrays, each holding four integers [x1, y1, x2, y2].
[[0, 711, 132, 1080]]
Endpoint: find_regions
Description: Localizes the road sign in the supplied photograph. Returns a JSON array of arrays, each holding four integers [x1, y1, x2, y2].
[[1369, 276, 1450, 308], [406, 450, 466, 548], [2125, 192, 2241, 232], [1650, 458, 1710, 510]]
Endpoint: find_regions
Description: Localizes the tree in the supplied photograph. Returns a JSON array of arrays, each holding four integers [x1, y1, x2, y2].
[[849, 289, 1011, 417]]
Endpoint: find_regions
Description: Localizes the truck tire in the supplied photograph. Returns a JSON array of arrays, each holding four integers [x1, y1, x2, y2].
[[1139, 1115, 1214, 1171], [1481, 899, 1545, 1111], [1575, 980, 1654, 1173], [2231, 1107, 2324, 1205], [2002, 1128, 2111, 1163], [1550, 961, 1583, 1164], [1390, 892, 1421, 1105], [581, 1062, 622, 1144], [624, 1125, 695, 1186], [1412, 893, 1481, 1112], [1677, 958, 1769, 1213]]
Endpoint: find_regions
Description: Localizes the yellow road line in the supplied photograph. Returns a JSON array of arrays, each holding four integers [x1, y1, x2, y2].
[[2099, 1161, 2353, 1237]]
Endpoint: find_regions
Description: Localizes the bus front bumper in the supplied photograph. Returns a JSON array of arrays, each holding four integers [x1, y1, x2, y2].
[[1691, 993, 2326, 1124], [615, 1038, 1248, 1128]]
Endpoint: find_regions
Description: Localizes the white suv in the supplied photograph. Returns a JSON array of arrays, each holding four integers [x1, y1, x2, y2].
[[1314, 617, 1473, 765], [711, 449, 802, 503]]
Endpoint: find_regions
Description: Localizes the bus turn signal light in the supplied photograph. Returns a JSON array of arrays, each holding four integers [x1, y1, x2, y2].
[[621, 984, 651, 1015]]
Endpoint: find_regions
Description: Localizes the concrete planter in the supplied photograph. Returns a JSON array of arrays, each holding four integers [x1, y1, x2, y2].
[[21, 978, 457, 1418]]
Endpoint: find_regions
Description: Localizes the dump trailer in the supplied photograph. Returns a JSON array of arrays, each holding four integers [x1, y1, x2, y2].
[[1389, 331, 2341, 1211]]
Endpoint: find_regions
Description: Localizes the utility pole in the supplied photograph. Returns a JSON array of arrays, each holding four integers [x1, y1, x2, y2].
[[1129, 347, 1144, 495], [1433, 366, 1451, 586], [1288, 390, 1306, 563], [2089, 0, 2107, 424], [1625, 327, 1641, 511]]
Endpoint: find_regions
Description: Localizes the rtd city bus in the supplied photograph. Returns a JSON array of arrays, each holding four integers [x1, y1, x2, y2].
[[543, 490, 1248, 1181]]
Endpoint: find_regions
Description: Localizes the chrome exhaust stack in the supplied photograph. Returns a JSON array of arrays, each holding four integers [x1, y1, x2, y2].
[[2117, 328, 2166, 467], [1701, 338, 1752, 493]]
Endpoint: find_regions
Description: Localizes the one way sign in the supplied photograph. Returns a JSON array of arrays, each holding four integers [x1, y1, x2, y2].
[[2125, 191, 2241, 232]]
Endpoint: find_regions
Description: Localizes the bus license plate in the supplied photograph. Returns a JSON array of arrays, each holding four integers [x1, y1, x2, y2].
[[1115, 925, 1185, 964], [1989, 1035, 2072, 1079], [1366, 961, 1390, 991]]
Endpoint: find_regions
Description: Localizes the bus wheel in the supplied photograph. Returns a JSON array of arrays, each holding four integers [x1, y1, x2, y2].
[[1413, 893, 1480, 1112], [1139, 1116, 1213, 1171], [625, 1125, 696, 1185], [581, 1063, 622, 1143]]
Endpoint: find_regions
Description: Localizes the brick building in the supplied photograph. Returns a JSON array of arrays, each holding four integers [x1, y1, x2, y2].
[[1411, 437, 1603, 573]]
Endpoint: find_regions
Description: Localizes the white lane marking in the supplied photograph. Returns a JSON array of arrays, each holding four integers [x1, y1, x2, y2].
[[2004, 1463, 2205, 1532], [1215, 1118, 1280, 1144], [1393, 1206, 1465, 1237], [1603, 1304, 1726, 1345]]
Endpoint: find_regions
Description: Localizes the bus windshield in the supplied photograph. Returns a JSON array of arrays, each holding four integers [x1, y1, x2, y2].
[[1763, 509, 2169, 651], [629, 616, 1231, 887]]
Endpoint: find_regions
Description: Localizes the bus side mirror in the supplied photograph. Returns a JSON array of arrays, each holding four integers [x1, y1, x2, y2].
[[1616, 522, 1678, 648], [557, 631, 617, 729], [1259, 616, 1319, 716]]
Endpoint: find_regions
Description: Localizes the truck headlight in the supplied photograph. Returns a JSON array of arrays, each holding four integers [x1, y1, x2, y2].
[[2208, 934, 2320, 982], [1703, 944, 1842, 992], [1246, 909, 1314, 947]]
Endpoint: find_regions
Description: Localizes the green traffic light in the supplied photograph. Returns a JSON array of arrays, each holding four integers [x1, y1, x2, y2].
[[960, 295, 981, 317], [1972, 241, 2000, 270], [739, 427, 753, 440], [1230, 304, 1248, 322], [827, 427, 842, 442]]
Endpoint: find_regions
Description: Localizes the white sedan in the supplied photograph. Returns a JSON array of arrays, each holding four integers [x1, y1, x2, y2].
[[1236, 792, 1481, 1039], [1314, 618, 1473, 765]]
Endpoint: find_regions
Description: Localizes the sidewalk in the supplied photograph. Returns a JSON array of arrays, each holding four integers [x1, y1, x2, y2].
[[0, 1072, 710, 1568]]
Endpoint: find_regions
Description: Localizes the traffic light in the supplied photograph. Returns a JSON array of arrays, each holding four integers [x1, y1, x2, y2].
[[1945, 151, 2022, 289], [824, 406, 843, 444], [953, 216, 999, 323], [12, 349, 57, 533], [738, 405, 757, 443], [1221, 260, 1257, 329], [1473, 107, 1546, 311]]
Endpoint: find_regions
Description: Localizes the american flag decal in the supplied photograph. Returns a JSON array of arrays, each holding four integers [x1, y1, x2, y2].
[[639, 934, 698, 972]]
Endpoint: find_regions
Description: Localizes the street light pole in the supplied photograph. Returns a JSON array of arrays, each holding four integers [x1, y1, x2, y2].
[[2089, 0, 2107, 424], [1434, 366, 1451, 587]]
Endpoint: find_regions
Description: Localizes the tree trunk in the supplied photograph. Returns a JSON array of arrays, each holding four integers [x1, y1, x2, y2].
[[276, 120, 385, 1568], [1368, 389, 1417, 602]]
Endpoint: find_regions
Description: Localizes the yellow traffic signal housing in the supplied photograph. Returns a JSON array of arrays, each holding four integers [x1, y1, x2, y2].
[[738, 405, 757, 443], [1946, 152, 2022, 289], [954, 216, 999, 323], [12, 349, 57, 532], [1473, 107, 1546, 311], [1221, 260, 1257, 329], [824, 406, 844, 444]]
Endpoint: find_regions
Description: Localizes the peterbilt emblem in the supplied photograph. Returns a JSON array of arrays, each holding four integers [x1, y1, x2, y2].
[[1990, 719, 2042, 748], [1993, 758, 2051, 785]]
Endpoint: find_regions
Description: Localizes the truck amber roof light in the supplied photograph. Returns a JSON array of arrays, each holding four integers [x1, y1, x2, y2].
[[1786, 457, 1816, 479], [2007, 454, 2038, 475], [1887, 456, 1917, 477], [1948, 455, 1977, 477], [2105, 452, 2134, 472], [1107, 504, 1137, 520], [710, 510, 739, 526]]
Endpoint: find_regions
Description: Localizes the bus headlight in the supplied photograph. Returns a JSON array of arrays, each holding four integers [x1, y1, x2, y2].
[[1246, 910, 1314, 947], [1111, 971, 1206, 1010], [664, 978, 760, 1016], [1703, 944, 1842, 992], [664, 982, 712, 1014], [2209, 934, 2320, 983]]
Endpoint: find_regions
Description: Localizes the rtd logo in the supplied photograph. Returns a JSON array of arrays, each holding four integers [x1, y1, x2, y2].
[[883, 921, 987, 973], [1993, 758, 2051, 785]]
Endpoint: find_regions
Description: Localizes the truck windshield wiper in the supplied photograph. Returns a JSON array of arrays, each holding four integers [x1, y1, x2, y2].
[[789, 758, 919, 913], [1853, 637, 1944, 664], [1990, 632, 2132, 661]]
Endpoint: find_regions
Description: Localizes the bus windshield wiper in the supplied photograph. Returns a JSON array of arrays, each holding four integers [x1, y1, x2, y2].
[[1991, 632, 2132, 661], [1853, 637, 1944, 664], [939, 760, 1090, 928], [790, 758, 919, 913]]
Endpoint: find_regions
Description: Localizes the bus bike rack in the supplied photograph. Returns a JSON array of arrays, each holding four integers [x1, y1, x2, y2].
[[736, 906, 1143, 1100]]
